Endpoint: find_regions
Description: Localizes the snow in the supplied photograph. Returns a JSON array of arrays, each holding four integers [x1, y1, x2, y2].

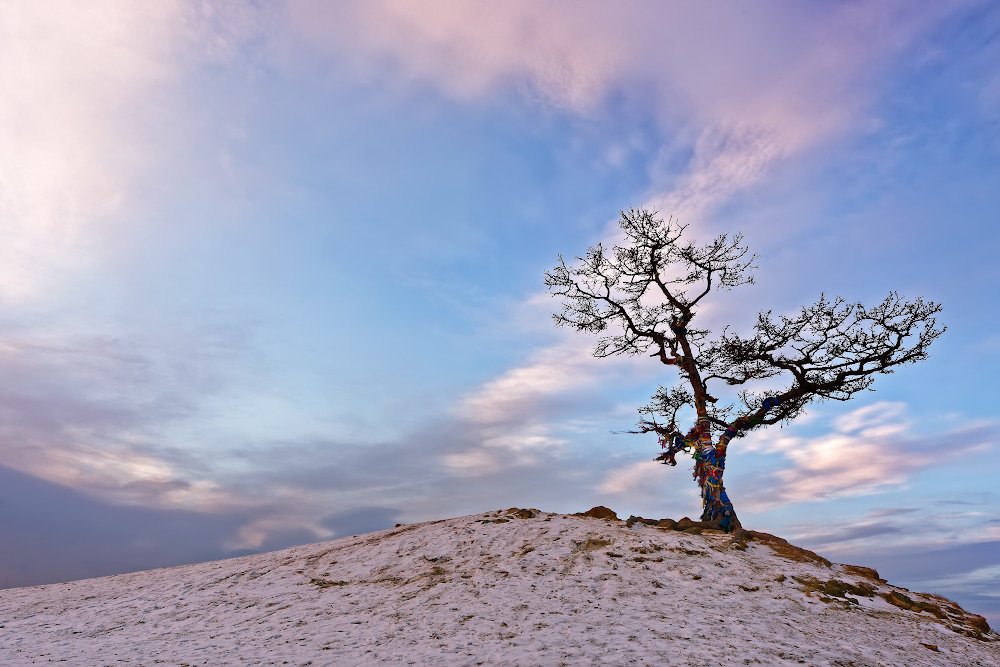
[[1, 508, 997, 665]]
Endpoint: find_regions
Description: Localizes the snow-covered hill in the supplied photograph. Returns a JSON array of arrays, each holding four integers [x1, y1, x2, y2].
[[1, 507, 997, 665]]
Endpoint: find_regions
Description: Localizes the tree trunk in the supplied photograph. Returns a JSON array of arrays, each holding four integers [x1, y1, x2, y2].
[[694, 446, 739, 533], [700, 480, 740, 532]]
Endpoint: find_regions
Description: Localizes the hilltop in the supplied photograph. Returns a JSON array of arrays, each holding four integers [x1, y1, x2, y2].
[[0, 508, 996, 665]]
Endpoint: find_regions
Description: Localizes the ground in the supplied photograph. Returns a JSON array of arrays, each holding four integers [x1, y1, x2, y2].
[[0, 508, 996, 665]]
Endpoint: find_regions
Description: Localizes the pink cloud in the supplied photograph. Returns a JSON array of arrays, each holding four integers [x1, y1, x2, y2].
[[280, 1, 965, 239], [282, 2, 956, 134], [0, 2, 181, 300], [738, 403, 995, 509], [0, 1, 262, 302], [294, 1, 967, 440]]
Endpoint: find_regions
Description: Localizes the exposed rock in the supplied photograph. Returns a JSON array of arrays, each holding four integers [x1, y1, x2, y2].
[[576, 506, 619, 520], [625, 515, 663, 528]]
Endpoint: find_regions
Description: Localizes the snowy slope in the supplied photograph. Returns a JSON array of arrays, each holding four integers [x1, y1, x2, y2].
[[1, 508, 997, 666]]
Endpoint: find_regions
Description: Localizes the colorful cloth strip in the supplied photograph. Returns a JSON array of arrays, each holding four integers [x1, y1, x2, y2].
[[653, 392, 784, 532]]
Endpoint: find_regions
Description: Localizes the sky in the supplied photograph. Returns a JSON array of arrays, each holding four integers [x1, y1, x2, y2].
[[1, 0, 999, 624]]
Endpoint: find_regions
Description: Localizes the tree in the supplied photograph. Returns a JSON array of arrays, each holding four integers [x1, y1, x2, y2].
[[545, 209, 944, 533]]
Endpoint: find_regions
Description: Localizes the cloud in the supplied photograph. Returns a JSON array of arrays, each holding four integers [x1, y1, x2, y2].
[[0, 315, 466, 551], [282, 0, 629, 111], [282, 2, 954, 123], [921, 563, 1000, 605], [833, 402, 909, 435], [228, 499, 334, 551], [0, 324, 259, 513], [738, 402, 995, 509], [0, 462, 249, 588], [278, 1, 969, 446], [866, 507, 921, 519], [3, 1, 990, 580], [791, 521, 903, 546], [0, 1, 263, 302], [431, 331, 654, 478], [457, 336, 654, 428], [0, 320, 395, 551], [281, 2, 962, 235], [598, 460, 659, 496], [0, 2, 177, 300]]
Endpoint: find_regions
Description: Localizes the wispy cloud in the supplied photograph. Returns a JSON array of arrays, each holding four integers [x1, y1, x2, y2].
[[922, 563, 1000, 601], [282, 2, 956, 124], [0, 324, 253, 511], [1, 316, 606, 549], [283, 0, 630, 111], [458, 339, 602, 427], [286, 1, 969, 444], [280, 1, 963, 235]]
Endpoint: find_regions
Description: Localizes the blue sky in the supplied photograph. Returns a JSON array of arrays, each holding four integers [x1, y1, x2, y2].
[[2, 1, 999, 624]]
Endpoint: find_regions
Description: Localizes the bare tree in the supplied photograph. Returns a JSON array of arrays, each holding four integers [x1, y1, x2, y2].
[[546, 209, 944, 533]]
